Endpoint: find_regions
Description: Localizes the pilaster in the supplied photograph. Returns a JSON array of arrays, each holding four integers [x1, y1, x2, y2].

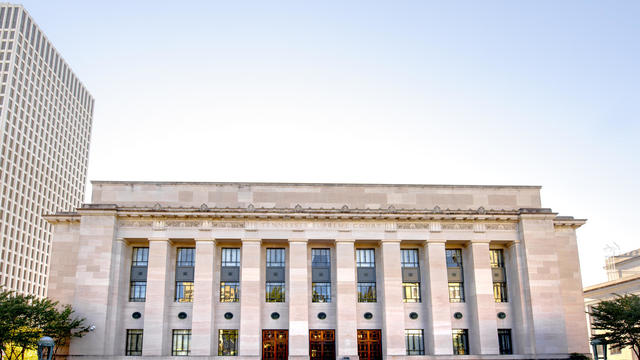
[[381, 240, 405, 356], [239, 239, 262, 356], [423, 240, 453, 355], [467, 240, 499, 354], [104, 238, 127, 355], [143, 238, 172, 356], [191, 237, 216, 355], [289, 238, 310, 358], [336, 237, 359, 359]]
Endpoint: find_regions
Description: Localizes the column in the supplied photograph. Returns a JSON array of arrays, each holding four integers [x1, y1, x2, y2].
[[289, 239, 310, 359], [506, 242, 535, 354], [191, 238, 216, 355], [336, 238, 359, 359], [104, 238, 127, 355], [423, 240, 453, 355], [239, 239, 262, 356], [467, 241, 499, 354], [380, 240, 405, 356], [143, 238, 172, 356]]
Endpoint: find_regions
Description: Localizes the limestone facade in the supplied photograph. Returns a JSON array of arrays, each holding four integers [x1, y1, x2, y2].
[[46, 181, 589, 359]]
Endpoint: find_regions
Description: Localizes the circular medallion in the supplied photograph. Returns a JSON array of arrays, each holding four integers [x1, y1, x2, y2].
[[317, 312, 327, 320], [178, 312, 188, 319], [497, 312, 507, 319], [132, 312, 141, 319], [409, 312, 419, 320], [364, 312, 373, 320], [224, 312, 233, 320], [271, 312, 280, 320], [454, 312, 463, 319]]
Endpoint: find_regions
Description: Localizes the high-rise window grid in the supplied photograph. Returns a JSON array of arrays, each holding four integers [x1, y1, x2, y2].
[[312, 248, 331, 303], [125, 329, 143, 356], [452, 329, 469, 355], [446, 249, 465, 302], [172, 329, 191, 356], [356, 249, 376, 302], [498, 329, 512, 355], [218, 329, 238, 356], [491, 249, 508, 302], [401, 249, 421, 303], [405, 329, 425, 355]]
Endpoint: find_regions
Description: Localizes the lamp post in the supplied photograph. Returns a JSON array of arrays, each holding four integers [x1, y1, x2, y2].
[[591, 338, 608, 360], [37, 337, 55, 360]]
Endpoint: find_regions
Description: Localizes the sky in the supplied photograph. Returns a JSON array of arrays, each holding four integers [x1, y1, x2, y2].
[[19, 0, 639, 286]]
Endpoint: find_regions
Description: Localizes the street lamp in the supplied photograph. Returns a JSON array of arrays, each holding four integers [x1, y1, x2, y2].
[[37, 336, 55, 360], [591, 338, 608, 360]]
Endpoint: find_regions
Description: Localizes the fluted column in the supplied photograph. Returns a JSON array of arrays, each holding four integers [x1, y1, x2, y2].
[[143, 238, 172, 356], [467, 240, 499, 354], [239, 239, 262, 356], [289, 239, 310, 358], [423, 240, 453, 355], [191, 237, 216, 355], [381, 240, 405, 356], [336, 238, 358, 359]]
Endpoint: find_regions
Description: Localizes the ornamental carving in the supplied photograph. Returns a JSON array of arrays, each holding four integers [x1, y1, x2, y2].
[[397, 223, 430, 230], [441, 223, 474, 230], [486, 223, 518, 231]]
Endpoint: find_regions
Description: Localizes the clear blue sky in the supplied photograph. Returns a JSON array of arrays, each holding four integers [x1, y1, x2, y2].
[[21, 0, 640, 285]]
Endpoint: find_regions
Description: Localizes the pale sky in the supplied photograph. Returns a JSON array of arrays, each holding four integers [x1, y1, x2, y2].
[[21, 0, 639, 286]]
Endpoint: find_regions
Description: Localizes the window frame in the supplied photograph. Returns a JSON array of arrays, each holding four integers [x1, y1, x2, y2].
[[402, 282, 421, 303], [221, 248, 241, 267], [265, 281, 286, 302], [357, 282, 377, 302], [220, 281, 240, 302], [176, 248, 195, 267], [356, 248, 375, 268], [266, 248, 285, 267], [125, 329, 143, 356], [129, 281, 147, 302], [405, 329, 425, 355], [175, 281, 194, 303], [498, 329, 512, 355], [452, 329, 469, 355], [218, 329, 239, 356], [171, 329, 192, 356], [312, 282, 331, 303]]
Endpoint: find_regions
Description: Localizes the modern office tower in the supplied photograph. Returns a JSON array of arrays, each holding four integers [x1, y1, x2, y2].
[[47, 181, 590, 359], [0, 4, 94, 296]]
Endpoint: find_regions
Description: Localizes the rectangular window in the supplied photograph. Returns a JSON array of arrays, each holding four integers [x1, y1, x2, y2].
[[218, 329, 238, 356], [491, 249, 508, 303], [498, 329, 512, 355], [175, 281, 194, 302], [221, 248, 240, 267], [172, 329, 191, 356], [220, 282, 239, 302], [177, 248, 195, 267], [405, 329, 425, 355], [401, 249, 421, 303], [452, 329, 469, 355], [446, 249, 464, 303], [266, 282, 285, 302], [448, 282, 465, 303], [356, 249, 375, 267], [357, 282, 377, 302], [266, 248, 285, 267], [129, 281, 147, 302], [402, 282, 421, 303], [312, 248, 331, 267], [312, 282, 331, 302], [132, 247, 148, 266], [125, 329, 143, 356]]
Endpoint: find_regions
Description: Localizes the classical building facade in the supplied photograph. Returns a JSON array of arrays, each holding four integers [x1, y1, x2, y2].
[[47, 181, 589, 359], [584, 248, 640, 360], [0, 4, 94, 296]]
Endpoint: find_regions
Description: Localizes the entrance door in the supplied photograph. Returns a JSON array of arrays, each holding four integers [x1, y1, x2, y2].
[[310, 329, 335, 360], [357, 329, 382, 360], [262, 330, 288, 360]]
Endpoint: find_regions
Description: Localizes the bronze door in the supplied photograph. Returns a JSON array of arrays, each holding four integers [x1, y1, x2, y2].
[[310, 329, 335, 360], [262, 330, 288, 360], [357, 330, 382, 360]]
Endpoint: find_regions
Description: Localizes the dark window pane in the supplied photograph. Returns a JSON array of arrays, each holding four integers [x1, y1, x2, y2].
[[446, 249, 463, 268], [218, 329, 238, 356], [401, 249, 419, 268], [177, 248, 195, 267], [266, 248, 285, 267], [498, 329, 512, 355], [357, 282, 376, 302], [126, 329, 143, 356], [356, 249, 375, 268], [312, 282, 331, 303], [222, 248, 240, 267], [312, 248, 331, 267], [266, 282, 285, 302], [129, 281, 146, 302], [132, 248, 148, 266], [452, 329, 469, 355]]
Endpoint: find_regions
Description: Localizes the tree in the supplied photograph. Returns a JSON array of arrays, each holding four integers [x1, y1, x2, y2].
[[589, 293, 640, 359], [0, 292, 92, 360]]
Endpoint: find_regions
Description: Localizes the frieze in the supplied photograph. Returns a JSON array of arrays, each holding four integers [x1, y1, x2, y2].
[[441, 223, 474, 230], [397, 222, 431, 230], [486, 223, 518, 231]]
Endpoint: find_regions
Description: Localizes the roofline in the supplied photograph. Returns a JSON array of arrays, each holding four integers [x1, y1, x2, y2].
[[584, 273, 640, 293], [90, 180, 542, 190]]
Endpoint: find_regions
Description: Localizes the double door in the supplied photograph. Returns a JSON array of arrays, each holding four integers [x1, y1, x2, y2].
[[357, 329, 382, 360], [310, 329, 335, 360], [262, 330, 288, 360]]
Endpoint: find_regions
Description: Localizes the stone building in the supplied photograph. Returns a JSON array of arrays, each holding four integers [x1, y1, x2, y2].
[[0, 4, 94, 296], [46, 181, 589, 359], [584, 248, 640, 360]]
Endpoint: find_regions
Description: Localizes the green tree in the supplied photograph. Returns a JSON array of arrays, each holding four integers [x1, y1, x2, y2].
[[589, 293, 640, 359], [0, 292, 92, 360]]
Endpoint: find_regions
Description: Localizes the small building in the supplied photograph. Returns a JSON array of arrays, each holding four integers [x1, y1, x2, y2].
[[46, 181, 589, 359], [585, 249, 640, 360]]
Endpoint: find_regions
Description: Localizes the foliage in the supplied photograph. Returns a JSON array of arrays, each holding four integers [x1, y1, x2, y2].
[[0, 292, 92, 360], [589, 293, 640, 359]]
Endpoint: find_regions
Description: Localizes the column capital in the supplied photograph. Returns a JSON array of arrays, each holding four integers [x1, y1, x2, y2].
[[148, 237, 170, 242], [424, 239, 447, 245], [241, 238, 262, 245], [470, 238, 492, 245]]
